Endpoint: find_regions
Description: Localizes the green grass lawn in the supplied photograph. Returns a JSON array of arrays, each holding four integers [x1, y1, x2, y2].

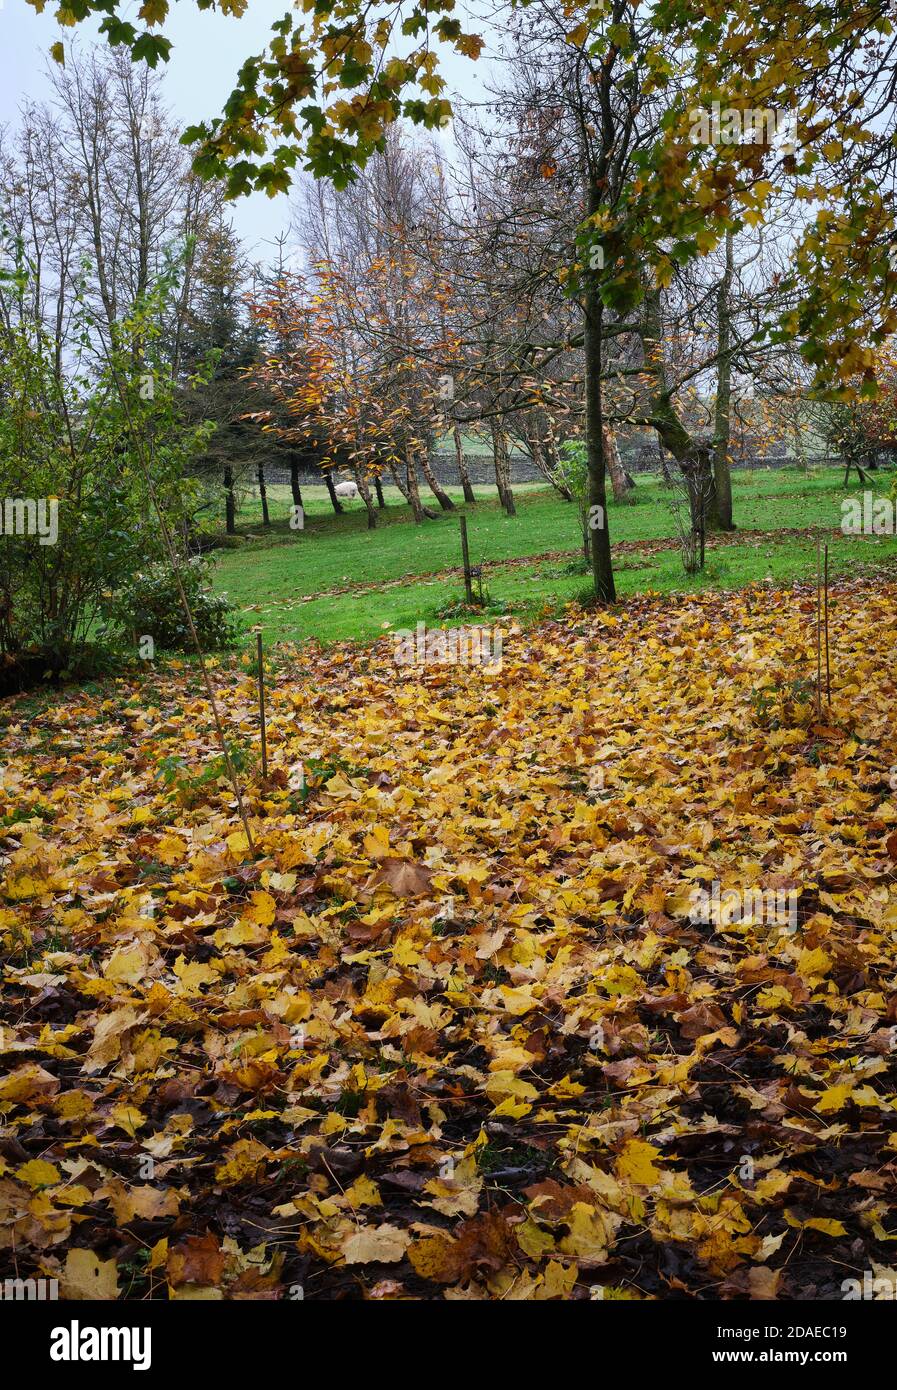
[[210, 466, 897, 646]]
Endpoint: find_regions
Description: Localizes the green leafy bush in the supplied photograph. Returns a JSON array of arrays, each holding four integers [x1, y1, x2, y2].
[[101, 558, 238, 653], [0, 244, 214, 686]]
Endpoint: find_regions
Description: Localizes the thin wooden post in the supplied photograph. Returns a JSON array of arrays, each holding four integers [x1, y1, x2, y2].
[[258, 464, 271, 526], [824, 542, 831, 705], [815, 535, 822, 718], [460, 515, 473, 604], [256, 631, 268, 779]]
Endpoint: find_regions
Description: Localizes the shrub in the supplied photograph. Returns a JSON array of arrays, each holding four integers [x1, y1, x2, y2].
[[101, 558, 238, 653], [0, 247, 214, 685]]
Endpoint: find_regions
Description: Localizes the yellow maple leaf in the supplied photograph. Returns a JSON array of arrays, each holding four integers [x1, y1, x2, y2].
[[17, 1158, 60, 1188], [815, 1084, 854, 1113], [616, 1139, 663, 1187], [243, 890, 276, 926], [60, 1248, 120, 1300]]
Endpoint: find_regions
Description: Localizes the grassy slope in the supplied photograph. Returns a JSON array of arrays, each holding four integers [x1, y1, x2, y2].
[[211, 468, 897, 645]]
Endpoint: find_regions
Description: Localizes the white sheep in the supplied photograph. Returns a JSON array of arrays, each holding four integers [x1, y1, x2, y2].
[[333, 479, 360, 500]]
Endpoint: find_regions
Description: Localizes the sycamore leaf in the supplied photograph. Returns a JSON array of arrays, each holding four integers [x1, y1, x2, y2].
[[342, 1224, 411, 1264], [60, 1249, 120, 1300]]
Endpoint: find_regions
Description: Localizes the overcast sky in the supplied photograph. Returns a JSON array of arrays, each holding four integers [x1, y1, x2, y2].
[[0, 0, 495, 264]]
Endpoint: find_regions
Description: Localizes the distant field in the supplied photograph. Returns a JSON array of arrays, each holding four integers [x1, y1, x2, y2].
[[210, 467, 897, 646]]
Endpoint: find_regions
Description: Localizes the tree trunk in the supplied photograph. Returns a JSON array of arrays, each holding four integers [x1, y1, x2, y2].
[[543, 420, 573, 500], [257, 465, 270, 526], [389, 461, 411, 503], [405, 455, 426, 523], [682, 447, 713, 569], [708, 229, 735, 531], [792, 408, 807, 472], [502, 438, 516, 516], [600, 386, 633, 503], [491, 421, 507, 510], [642, 283, 714, 552], [324, 471, 344, 514], [419, 447, 455, 510], [603, 417, 633, 503], [491, 422, 516, 516], [289, 457, 304, 512], [584, 279, 615, 602], [454, 423, 476, 503], [530, 431, 572, 499], [374, 475, 385, 508], [844, 459, 870, 485], [224, 465, 236, 534], [355, 469, 377, 529]]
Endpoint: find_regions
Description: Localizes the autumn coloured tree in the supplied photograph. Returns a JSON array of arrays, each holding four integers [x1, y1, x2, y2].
[[825, 348, 897, 483], [247, 248, 462, 529], [33, 0, 897, 601]]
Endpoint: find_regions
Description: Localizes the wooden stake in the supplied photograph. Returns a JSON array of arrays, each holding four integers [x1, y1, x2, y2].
[[102, 369, 255, 853], [824, 542, 831, 705], [460, 515, 473, 604], [256, 631, 268, 780], [815, 535, 822, 718]]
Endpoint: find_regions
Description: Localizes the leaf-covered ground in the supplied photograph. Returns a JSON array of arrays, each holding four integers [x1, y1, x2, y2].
[[3, 578, 897, 1300]]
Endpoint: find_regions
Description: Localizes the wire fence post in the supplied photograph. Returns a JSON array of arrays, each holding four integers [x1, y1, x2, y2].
[[460, 515, 473, 604]]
